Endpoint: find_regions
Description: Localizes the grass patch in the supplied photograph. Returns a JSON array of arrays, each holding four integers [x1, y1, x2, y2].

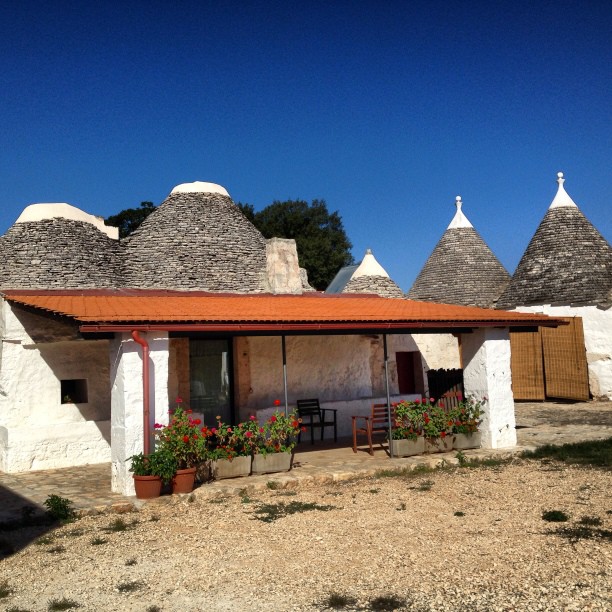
[[266, 481, 281, 490], [323, 592, 358, 608], [43, 495, 76, 522], [274, 490, 297, 497], [117, 580, 143, 593], [66, 528, 85, 537], [252, 500, 336, 523], [149, 514, 161, 521], [103, 518, 128, 532], [90, 537, 108, 546], [147, 607, 162, 612], [125, 558, 137, 566], [454, 511, 465, 517], [522, 437, 612, 467], [47, 545, 66, 554], [396, 502, 406, 511], [7, 607, 32, 612], [47, 598, 80, 611], [208, 498, 227, 504], [578, 516, 602, 526], [370, 594, 406, 610], [0, 580, 12, 598], [542, 510, 569, 522], [409, 479, 434, 492]]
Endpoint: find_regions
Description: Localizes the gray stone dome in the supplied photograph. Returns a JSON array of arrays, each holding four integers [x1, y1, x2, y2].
[[121, 188, 271, 292], [0, 218, 120, 289]]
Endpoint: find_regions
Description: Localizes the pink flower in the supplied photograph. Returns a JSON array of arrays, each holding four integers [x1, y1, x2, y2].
[[154, 423, 163, 429], [211, 428, 217, 434], [415, 398, 421, 404], [176, 397, 183, 403], [250, 415, 256, 420], [245, 431, 253, 438], [429, 398, 435, 404]]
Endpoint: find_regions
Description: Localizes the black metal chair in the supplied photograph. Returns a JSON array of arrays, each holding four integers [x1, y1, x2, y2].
[[296, 398, 338, 444]]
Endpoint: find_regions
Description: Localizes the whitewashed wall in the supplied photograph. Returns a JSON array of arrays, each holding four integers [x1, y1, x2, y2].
[[514, 304, 612, 400], [110, 332, 170, 496], [0, 300, 111, 472]]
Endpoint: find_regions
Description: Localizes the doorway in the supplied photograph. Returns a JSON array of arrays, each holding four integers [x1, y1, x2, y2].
[[189, 339, 233, 426], [396, 351, 425, 395]]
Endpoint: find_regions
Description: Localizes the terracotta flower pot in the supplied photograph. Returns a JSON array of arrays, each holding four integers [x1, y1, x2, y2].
[[172, 467, 197, 494], [133, 475, 162, 499]]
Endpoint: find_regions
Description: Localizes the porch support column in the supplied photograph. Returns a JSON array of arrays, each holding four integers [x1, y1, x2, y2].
[[281, 335, 288, 416], [460, 327, 517, 449], [383, 334, 393, 457], [109, 331, 170, 496]]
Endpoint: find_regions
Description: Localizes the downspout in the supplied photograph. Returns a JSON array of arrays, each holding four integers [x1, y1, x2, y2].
[[131, 330, 151, 456]]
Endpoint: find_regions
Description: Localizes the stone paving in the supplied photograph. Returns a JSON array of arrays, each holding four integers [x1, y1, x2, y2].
[[0, 400, 610, 522]]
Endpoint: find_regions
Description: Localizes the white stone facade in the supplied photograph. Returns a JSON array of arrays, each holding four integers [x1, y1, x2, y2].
[[0, 299, 111, 472], [461, 328, 517, 448], [110, 332, 170, 496], [513, 304, 612, 400]]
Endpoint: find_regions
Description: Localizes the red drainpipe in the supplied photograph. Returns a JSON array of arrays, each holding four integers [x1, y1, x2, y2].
[[131, 330, 151, 456]]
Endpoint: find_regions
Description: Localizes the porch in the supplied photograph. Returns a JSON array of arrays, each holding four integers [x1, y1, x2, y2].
[[1, 400, 610, 524]]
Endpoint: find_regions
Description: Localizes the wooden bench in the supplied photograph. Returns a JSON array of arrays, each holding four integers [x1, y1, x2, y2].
[[296, 398, 338, 444], [352, 403, 395, 455]]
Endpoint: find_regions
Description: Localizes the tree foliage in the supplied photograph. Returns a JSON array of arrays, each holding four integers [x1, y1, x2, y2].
[[105, 201, 156, 239], [237, 199, 354, 290]]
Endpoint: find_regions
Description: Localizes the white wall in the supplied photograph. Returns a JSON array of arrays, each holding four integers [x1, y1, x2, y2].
[[0, 300, 111, 472], [514, 304, 612, 400], [110, 332, 170, 496], [461, 327, 516, 449]]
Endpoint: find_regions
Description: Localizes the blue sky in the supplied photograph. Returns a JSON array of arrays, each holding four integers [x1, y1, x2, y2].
[[1, 1, 610, 291]]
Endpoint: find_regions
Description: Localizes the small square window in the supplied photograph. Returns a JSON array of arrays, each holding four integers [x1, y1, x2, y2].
[[61, 379, 88, 404]]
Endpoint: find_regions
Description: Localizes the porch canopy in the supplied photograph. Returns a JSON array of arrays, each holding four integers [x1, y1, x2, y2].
[[3, 289, 566, 495], [2, 289, 562, 334]]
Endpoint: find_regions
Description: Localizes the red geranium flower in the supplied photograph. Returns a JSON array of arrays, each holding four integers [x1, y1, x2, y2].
[[183, 435, 189, 443], [176, 397, 183, 403], [270, 416, 277, 422], [274, 399, 281, 406]]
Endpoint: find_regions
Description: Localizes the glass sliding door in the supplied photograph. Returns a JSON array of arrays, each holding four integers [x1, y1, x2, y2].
[[189, 339, 233, 426]]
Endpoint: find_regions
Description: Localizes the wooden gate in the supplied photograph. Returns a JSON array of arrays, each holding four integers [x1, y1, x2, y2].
[[510, 317, 589, 401]]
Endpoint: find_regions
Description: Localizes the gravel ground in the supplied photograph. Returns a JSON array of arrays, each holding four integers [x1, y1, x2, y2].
[[1, 458, 611, 612]]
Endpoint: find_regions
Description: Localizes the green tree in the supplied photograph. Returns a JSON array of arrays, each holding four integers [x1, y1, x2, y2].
[[237, 199, 354, 290], [105, 201, 156, 239]]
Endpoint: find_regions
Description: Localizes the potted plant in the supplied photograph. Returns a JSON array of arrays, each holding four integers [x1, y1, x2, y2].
[[209, 416, 253, 479], [154, 400, 209, 493], [451, 395, 484, 450], [390, 401, 425, 457], [419, 399, 453, 453], [250, 411, 302, 474], [128, 448, 178, 499]]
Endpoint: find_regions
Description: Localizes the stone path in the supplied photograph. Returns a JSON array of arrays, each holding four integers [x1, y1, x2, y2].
[[0, 400, 610, 522]]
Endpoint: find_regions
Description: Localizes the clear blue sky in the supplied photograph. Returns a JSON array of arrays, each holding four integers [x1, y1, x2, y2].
[[1, 1, 610, 291]]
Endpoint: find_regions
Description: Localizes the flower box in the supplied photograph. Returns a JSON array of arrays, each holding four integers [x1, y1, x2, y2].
[[424, 436, 453, 454], [453, 432, 481, 450], [390, 437, 425, 458], [211, 455, 252, 480], [251, 452, 292, 474]]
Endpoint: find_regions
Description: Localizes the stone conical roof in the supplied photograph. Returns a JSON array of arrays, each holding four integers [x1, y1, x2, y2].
[[121, 182, 270, 292], [0, 204, 120, 289], [341, 249, 404, 298], [497, 173, 612, 309], [407, 197, 510, 308]]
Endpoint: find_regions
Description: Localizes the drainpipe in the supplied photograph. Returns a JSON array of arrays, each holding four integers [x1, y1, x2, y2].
[[131, 330, 151, 456]]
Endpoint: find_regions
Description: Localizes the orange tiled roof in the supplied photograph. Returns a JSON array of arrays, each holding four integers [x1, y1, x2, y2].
[[1, 289, 563, 332]]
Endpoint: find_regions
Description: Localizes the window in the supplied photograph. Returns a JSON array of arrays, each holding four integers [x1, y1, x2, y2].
[[61, 379, 88, 404]]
